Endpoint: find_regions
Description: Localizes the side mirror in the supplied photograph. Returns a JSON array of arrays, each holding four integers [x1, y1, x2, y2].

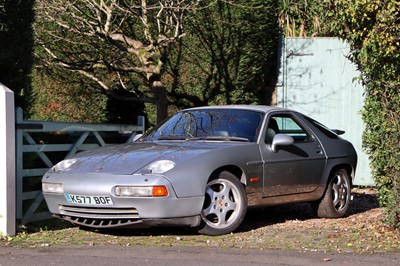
[[132, 134, 143, 142], [271, 134, 294, 152]]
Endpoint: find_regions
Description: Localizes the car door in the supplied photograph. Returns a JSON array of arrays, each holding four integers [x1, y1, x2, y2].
[[260, 112, 326, 197]]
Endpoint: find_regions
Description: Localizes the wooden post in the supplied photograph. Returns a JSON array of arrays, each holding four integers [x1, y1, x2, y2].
[[0, 82, 16, 236]]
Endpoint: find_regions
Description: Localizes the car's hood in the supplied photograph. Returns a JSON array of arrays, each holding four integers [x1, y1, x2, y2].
[[59, 141, 238, 175]]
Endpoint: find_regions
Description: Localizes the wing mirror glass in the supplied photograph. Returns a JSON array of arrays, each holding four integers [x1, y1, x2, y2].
[[271, 134, 294, 152]]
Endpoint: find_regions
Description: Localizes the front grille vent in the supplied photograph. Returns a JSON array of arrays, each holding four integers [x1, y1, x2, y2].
[[58, 205, 141, 228]]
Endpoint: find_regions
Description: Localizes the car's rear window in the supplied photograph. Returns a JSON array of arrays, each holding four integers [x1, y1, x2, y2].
[[304, 116, 340, 139]]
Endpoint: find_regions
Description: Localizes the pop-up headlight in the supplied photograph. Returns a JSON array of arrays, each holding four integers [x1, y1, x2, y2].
[[53, 158, 77, 173], [141, 160, 175, 174]]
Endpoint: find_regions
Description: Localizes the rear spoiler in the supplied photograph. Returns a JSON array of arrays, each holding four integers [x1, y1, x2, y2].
[[331, 129, 345, 135]]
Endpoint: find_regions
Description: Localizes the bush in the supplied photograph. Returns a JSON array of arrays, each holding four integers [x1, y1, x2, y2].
[[30, 69, 108, 123], [325, 0, 400, 229]]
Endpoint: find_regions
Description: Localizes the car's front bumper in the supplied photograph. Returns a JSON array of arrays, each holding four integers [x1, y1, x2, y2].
[[42, 172, 205, 228]]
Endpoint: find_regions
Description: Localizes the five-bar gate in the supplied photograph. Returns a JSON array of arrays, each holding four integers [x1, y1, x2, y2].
[[15, 107, 145, 224]]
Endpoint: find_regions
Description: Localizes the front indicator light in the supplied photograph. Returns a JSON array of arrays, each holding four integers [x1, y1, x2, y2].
[[42, 183, 64, 193], [115, 186, 169, 197], [152, 186, 169, 197]]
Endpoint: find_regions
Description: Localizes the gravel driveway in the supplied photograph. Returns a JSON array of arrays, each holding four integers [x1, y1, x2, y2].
[[1, 188, 399, 255]]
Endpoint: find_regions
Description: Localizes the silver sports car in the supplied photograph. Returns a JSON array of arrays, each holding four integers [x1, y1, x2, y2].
[[42, 105, 357, 235]]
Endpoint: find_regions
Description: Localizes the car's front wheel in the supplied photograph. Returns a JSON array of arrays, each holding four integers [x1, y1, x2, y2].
[[314, 168, 351, 218], [197, 171, 247, 235]]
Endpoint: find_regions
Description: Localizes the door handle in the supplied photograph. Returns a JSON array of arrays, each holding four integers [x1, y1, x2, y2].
[[316, 144, 323, 154]]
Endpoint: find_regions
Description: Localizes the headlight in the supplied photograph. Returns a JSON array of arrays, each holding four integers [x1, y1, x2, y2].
[[53, 158, 77, 173], [42, 183, 64, 193], [115, 186, 168, 197], [144, 160, 175, 174]]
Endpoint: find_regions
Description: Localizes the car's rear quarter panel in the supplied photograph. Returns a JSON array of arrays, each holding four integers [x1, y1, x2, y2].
[[297, 113, 358, 188]]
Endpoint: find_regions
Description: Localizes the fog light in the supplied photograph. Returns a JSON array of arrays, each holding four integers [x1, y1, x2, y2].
[[115, 186, 168, 197], [42, 183, 64, 193]]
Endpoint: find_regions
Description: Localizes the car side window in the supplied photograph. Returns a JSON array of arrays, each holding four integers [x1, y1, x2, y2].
[[265, 114, 310, 144]]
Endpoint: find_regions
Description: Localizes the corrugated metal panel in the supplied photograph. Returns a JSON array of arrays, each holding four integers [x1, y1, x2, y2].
[[277, 37, 373, 186]]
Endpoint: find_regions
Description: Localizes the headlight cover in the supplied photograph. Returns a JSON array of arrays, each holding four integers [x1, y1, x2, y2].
[[139, 160, 176, 174], [53, 158, 77, 173]]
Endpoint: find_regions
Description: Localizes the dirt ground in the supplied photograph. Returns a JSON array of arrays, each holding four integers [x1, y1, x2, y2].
[[2, 187, 400, 254]]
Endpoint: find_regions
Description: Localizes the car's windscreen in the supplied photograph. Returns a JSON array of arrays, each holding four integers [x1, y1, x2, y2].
[[144, 109, 264, 142]]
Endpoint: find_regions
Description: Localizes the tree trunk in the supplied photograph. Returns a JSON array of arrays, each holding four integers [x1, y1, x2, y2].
[[151, 80, 168, 124]]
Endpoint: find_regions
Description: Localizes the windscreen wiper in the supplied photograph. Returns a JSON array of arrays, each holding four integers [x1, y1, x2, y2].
[[158, 135, 199, 140], [157, 135, 249, 142], [203, 136, 250, 142]]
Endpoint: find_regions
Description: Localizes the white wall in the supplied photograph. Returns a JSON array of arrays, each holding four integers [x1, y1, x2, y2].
[[0, 82, 16, 236]]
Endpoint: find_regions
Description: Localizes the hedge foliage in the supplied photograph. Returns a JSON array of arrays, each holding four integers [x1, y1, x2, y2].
[[325, 0, 400, 229], [30, 69, 108, 123], [0, 0, 34, 110]]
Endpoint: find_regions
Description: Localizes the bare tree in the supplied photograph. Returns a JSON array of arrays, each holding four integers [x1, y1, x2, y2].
[[34, 0, 205, 123]]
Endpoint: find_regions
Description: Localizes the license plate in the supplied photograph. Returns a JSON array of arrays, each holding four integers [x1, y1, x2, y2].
[[65, 194, 114, 206]]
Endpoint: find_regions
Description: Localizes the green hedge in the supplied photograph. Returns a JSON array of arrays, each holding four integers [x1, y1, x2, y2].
[[325, 0, 400, 229]]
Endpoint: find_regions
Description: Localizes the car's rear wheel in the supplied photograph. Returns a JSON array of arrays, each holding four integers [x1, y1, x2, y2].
[[197, 171, 247, 235], [314, 168, 351, 218]]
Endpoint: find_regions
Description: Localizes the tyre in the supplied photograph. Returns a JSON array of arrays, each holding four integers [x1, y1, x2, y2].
[[196, 171, 247, 235], [314, 168, 351, 218]]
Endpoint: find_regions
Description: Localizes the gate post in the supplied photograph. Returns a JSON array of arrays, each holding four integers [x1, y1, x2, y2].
[[0, 82, 16, 236]]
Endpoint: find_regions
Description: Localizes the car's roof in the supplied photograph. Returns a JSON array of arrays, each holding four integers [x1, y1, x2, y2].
[[183, 105, 288, 114]]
